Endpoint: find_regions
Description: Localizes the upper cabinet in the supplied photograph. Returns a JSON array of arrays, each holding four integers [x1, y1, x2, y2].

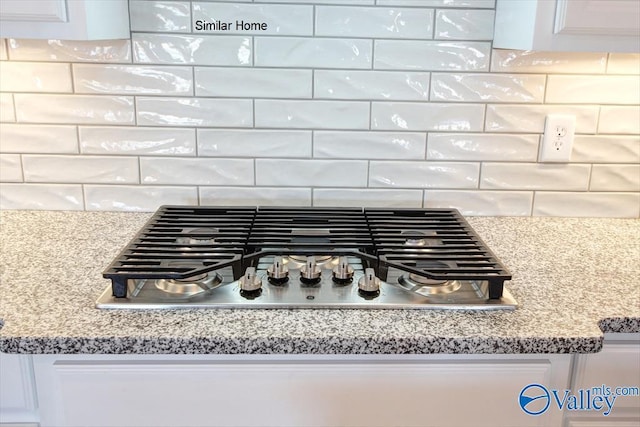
[[0, 0, 129, 40], [494, 0, 640, 53]]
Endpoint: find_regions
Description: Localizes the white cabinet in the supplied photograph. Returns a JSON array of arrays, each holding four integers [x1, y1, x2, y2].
[[494, 0, 640, 52], [32, 354, 571, 427], [0, 353, 38, 426], [565, 333, 640, 425], [0, 0, 129, 40]]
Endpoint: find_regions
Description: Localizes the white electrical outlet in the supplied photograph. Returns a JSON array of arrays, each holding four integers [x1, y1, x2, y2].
[[540, 114, 576, 162]]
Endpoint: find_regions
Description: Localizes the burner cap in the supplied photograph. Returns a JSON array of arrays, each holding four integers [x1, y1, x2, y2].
[[176, 227, 218, 245], [154, 261, 223, 296], [401, 230, 441, 247], [397, 260, 461, 295]]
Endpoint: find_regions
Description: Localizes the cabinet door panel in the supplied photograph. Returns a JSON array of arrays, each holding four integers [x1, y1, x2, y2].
[[0, 353, 38, 424], [36, 359, 562, 427], [573, 342, 640, 413], [0, 0, 67, 22], [555, 0, 640, 36], [0, 0, 129, 40]]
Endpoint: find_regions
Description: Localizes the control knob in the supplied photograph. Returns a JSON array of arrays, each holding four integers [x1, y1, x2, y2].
[[239, 267, 262, 292], [332, 256, 354, 283], [358, 268, 381, 294], [267, 256, 289, 284], [300, 256, 322, 283]]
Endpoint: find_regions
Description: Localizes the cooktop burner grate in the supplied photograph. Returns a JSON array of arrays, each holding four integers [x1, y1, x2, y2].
[[103, 206, 256, 297], [103, 206, 512, 300], [364, 208, 510, 299]]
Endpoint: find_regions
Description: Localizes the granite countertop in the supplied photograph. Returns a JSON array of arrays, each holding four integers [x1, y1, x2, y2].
[[0, 210, 638, 355]]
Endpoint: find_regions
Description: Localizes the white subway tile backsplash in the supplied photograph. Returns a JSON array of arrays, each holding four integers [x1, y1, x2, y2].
[[533, 192, 640, 218], [486, 105, 599, 133], [0, 62, 71, 93], [427, 133, 539, 161], [572, 136, 640, 163], [193, 2, 313, 35], [79, 127, 196, 156], [73, 65, 193, 95], [256, 0, 373, 3], [255, 100, 369, 129], [198, 129, 311, 157], [0, 93, 15, 122], [132, 34, 251, 65], [200, 187, 311, 206], [85, 185, 198, 211], [141, 157, 253, 185], [607, 53, 640, 74], [546, 75, 640, 105], [378, 0, 494, 6], [313, 188, 423, 207], [7, 39, 132, 63], [23, 155, 139, 184], [490, 50, 607, 74], [0, 184, 84, 210], [314, 70, 429, 101], [590, 165, 640, 192], [255, 38, 371, 69], [195, 68, 311, 98], [481, 163, 591, 191], [369, 161, 479, 188], [424, 190, 533, 216], [314, 131, 425, 159], [0, 125, 78, 153], [430, 73, 544, 103], [136, 97, 252, 127], [374, 41, 490, 71], [130, 1, 191, 33], [0, 0, 637, 217], [256, 159, 368, 187], [14, 95, 134, 125], [315, 6, 433, 39], [598, 106, 640, 134], [372, 102, 484, 131], [0, 154, 22, 182], [435, 9, 494, 40]]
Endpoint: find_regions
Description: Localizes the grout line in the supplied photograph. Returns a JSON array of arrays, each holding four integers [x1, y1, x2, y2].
[[312, 5, 316, 36], [75, 126, 81, 154], [587, 164, 594, 191], [530, 191, 537, 216], [252, 99, 256, 128], [194, 127, 199, 157]]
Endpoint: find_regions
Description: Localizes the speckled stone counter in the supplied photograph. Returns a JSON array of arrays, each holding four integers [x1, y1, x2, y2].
[[0, 211, 638, 354]]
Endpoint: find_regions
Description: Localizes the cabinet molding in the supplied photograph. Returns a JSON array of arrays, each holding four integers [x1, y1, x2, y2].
[[0, 0, 129, 40], [33, 355, 571, 427], [0, 353, 38, 424], [0, 0, 67, 23], [494, 0, 640, 52]]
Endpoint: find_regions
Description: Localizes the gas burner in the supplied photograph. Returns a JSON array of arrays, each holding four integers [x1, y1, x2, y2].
[[176, 227, 218, 245], [401, 230, 441, 247], [397, 260, 462, 295], [153, 261, 223, 297], [397, 276, 462, 296]]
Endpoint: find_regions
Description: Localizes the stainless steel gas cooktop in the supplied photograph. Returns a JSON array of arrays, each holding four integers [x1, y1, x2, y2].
[[97, 206, 517, 310]]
